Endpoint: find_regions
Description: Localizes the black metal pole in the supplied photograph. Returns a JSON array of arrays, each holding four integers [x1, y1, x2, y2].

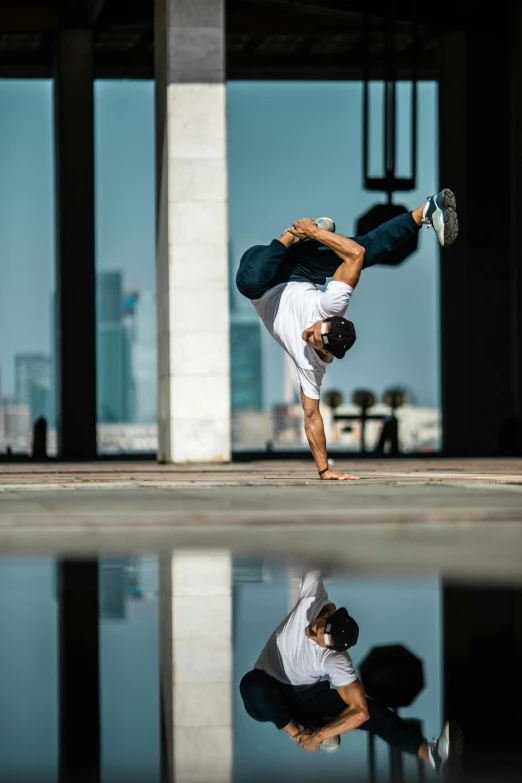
[[361, 410, 367, 452], [390, 707, 404, 783]]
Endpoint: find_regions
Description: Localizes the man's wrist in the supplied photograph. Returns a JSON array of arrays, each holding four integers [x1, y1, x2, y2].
[[278, 232, 295, 248], [313, 226, 330, 242]]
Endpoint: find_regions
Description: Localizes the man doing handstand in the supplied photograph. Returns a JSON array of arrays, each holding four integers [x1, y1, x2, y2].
[[236, 189, 459, 480]]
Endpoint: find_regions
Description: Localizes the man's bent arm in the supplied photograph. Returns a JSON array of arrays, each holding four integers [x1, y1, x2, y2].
[[313, 228, 365, 289], [300, 391, 329, 473], [313, 680, 369, 743], [290, 220, 365, 288]]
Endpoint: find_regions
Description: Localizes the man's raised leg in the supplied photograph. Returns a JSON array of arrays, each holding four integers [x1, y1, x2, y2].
[[354, 188, 459, 269], [351, 209, 423, 270]]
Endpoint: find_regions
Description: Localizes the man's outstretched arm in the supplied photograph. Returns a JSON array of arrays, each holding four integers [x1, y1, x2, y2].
[[300, 390, 358, 481]]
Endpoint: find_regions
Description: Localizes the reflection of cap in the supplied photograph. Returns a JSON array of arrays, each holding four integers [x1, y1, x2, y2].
[[324, 608, 359, 651], [321, 317, 356, 360]]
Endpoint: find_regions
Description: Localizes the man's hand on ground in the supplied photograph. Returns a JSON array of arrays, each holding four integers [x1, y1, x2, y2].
[[289, 218, 318, 240], [294, 729, 322, 752], [320, 469, 359, 481]]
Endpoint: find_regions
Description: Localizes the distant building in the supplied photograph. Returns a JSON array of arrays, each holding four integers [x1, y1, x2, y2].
[[100, 560, 127, 620], [14, 353, 51, 427], [0, 400, 31, 444], [122, 290, 139, 422], [131, 290, 157, 423], [230, 310, 263, 412], [97, 271, 126, 423], [49, 293, 56, 430]]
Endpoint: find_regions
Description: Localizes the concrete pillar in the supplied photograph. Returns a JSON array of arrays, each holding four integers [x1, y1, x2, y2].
[[155, 0, 230, 462], [54, 29, 97, 459], [159, 552, 232, 783]]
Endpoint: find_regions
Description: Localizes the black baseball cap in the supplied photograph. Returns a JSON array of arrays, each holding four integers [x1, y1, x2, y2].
[[324, 607, 359, 651], [321, 317, 356, 360]]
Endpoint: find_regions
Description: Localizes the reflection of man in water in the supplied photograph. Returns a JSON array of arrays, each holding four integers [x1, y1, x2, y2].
[[236, 189, 458, 481], [240, 572, 461, 776]]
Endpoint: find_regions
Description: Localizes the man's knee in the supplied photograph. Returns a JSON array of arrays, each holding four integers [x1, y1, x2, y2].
[[235, 269, 260, 300], [239, 670, 271, 722], [240, 670, 265, 703], [236, 245, 273, 300]]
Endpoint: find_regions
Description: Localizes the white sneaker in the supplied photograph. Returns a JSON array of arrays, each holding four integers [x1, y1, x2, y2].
[[421, 189, 459, 247], [320, 735, 340, 751], [428, 721, 463, 778], [293, 726, 340, 752], [290, 216, 336, 243]]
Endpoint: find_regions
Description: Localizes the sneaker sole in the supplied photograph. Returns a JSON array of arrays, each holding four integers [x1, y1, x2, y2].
[[441, 188, 459, 246], [442, 722, 464, 781]]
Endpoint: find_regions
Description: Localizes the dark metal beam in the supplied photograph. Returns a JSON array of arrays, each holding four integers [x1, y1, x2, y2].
[[0, 3, 57, 31], [92, 0, 108, 23]]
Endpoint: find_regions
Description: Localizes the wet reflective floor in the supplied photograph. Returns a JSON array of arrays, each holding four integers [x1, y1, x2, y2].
[[1, 461, 521, 782], [0, 553, 521, 783]]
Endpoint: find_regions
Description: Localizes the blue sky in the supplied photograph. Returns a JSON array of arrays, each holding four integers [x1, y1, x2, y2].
[[0, 79, 439, 409]]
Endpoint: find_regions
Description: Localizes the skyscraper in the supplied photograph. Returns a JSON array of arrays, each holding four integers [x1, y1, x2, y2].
[[230, 310, 263, 412], [14, 353, 51, 426], [229, 241, 264, 413], [122, 290, 139, 422], [97, 271, 126, 423], [100, 560, 127, 620], [132, 290, 157, 423]]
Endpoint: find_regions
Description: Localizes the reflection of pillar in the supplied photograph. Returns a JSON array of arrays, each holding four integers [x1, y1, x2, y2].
[[159, 552, 232, 783], [155, 0, 230, 462]]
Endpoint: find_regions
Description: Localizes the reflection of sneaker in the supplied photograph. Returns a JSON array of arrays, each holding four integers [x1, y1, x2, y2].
[[320, 735, 340, 751], [294, 726, 340, 752], [291, 216, 336, 243], [422, 189, 459, 246], [428, 721, 463, 778]]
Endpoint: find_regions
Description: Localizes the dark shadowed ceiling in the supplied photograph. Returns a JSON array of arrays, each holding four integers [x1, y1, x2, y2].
[[0, 0, 502, 79]]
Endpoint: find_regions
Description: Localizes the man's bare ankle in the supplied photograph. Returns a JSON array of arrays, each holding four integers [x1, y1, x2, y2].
[[412, 205, 425, 227], [283, 720, 300, 737]]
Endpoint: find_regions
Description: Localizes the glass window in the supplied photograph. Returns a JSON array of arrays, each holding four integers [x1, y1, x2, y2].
[[94, 82, 156, 455], [227, 81, 440, 454], [0, 81, 56, 455]]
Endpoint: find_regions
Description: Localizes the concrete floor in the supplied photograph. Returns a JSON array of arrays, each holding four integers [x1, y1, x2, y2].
[[1, 458, 521, 582]]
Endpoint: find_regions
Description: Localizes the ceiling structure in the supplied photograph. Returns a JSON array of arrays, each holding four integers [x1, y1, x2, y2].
[[0, 1, 491, 80]]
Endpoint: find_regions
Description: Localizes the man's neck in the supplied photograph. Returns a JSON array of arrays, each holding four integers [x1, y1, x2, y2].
[[313, 348, 333, 363], [318, 603, 336, 617]]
